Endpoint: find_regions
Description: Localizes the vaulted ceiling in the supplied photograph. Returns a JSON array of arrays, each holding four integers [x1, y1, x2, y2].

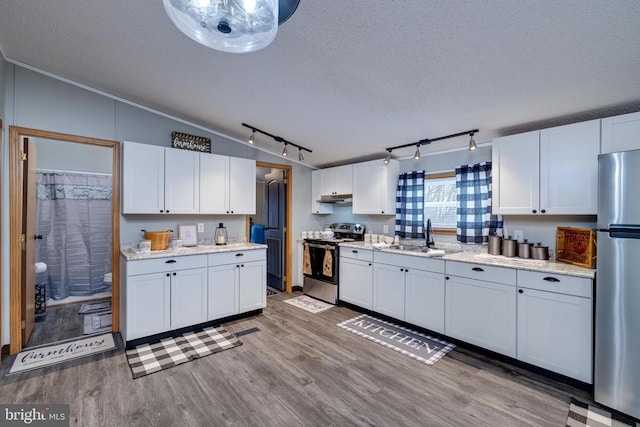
[[1, 1, 640, 166]]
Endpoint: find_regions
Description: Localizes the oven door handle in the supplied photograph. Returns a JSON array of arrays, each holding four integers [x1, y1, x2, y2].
[[306, 243, 336, 250]]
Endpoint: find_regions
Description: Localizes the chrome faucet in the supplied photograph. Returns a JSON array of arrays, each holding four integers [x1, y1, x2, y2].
[[424, 218, 435, 249]]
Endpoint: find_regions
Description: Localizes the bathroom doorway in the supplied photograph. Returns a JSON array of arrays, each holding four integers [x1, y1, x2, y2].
[[9, 127, 120, 354]]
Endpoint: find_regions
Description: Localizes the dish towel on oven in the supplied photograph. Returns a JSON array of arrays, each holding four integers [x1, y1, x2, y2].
[[303, 243, 312, 275], [323, 247, 333, 277]]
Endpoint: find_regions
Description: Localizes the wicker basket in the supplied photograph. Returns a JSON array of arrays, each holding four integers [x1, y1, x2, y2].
[[556, 227, 597, 268], [142, 230, 173, 251]]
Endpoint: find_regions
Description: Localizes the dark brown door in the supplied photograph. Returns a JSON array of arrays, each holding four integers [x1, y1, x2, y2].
[[21, 138, 37, 346], [264, 170, 286, 291]]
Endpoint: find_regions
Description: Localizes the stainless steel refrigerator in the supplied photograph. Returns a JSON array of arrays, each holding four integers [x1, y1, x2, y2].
[[596, 149, 640, 419]]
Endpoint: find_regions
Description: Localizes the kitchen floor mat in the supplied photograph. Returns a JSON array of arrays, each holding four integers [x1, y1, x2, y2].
[[125, 326, 242, 379], [337, 314, 455, 365], [283, 295, 334, 313], [78, 300, 111, 314], [83, 312, 112, 334], [8, 333, 116, 374], [567, 398, 639, 427]]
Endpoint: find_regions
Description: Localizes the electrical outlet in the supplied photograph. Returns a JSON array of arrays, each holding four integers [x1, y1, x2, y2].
[[197, 223, 204, 233], [383, 225, 389, 234], [513, 230, 524, 241]]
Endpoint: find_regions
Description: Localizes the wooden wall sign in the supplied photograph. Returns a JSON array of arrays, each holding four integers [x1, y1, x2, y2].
[[171, 131, 211, 153]]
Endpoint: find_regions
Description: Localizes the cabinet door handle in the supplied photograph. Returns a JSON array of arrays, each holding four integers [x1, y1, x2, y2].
[[445, 276, 449, 280], [368, 263, 372, 266], [165, 260, 177, 264], [173, 272, 176, 276], [381, 211, 384, 214], [405, 269, 409, 273], [400, 268, 404, 272], [236, 265, 240, 268], [166, 273, 170, 277], [541, 209, 546, 214], [241, 264, 244, 267], [532, 209, 537, 214], [160, 210, 164, 213], [518, 289, 523, 294], [235, 253, 244, 257], [352, 250, 358, 254], [543, 276, 560, 282], [35, 235, 43, 240], [166, 210, 170, 213], [472, 267, 484, 272]]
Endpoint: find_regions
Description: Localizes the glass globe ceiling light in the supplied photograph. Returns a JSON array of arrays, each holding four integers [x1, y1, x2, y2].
[[163, 0, 291, 53]]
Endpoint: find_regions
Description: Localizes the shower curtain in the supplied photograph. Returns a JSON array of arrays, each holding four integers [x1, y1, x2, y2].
[[35, 171, 113, 300]]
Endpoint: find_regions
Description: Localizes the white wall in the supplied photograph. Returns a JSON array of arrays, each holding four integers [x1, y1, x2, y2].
[[1, 64, 317, 344], [35, 138, 113, 174]]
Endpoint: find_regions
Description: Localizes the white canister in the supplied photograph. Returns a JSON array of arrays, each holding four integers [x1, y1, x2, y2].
[[370, 234, 379, 243], [139, 240, 152, 253], [314, 231, 322, 239], [301, 231, 308, 239], [364, 233, 372, 242], [170, 238, 183, 250]]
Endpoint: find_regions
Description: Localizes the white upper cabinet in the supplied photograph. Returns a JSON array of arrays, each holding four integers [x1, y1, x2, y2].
[[492, 131, 540, 215], [311, 170, 333, 214], [539, 120, 600, 214], [352, 159, 399, 215], [123, 141, 165, 214], [123, 141, 199, 214], [200, 154, 255, 215], [199, 153, 229, 214], [320, 165, 353, 195], [492, 119, 600, 215], [228, 157, 256, 215], [164, 148, 200, 214], [601, 111, 640, 154], [123, 141, 255, 215]]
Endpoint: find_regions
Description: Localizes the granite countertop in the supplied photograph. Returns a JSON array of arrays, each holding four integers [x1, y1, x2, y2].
[[121, 243, 268, 261], [338, 241, 596, 279]]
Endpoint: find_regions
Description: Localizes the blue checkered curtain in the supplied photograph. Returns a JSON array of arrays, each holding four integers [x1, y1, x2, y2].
[[395, 171, 425, 238], [456, 162, 503, 244]]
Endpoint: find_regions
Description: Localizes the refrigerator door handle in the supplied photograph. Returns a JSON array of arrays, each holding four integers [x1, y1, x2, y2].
[[609, 224, 640, 238]]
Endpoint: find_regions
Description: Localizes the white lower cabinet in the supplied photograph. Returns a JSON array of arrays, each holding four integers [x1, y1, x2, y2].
[[208, 249, 267, 319], [516, 271, 593, 383], [124, 254, 208, 341], [126, 272, 171, 340], [339, 249, 373, 309], [405, 269, 445, 334], [372, 263, 406, 320], [445, 262, 517, 357]]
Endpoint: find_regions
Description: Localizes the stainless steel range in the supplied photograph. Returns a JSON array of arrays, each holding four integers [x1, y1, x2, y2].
[[303, 223, 365, 304]]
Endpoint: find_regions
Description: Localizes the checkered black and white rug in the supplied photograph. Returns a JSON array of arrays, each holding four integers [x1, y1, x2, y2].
[[567, 398, 639, 427], [125, 326, 242, 379]]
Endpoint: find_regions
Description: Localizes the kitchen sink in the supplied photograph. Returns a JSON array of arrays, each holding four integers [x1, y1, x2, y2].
[[392, 245, 461, 256]]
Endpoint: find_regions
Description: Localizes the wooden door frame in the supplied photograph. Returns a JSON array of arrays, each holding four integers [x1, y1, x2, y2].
[[8, 126, 121, 354], [246, 161, 293, 293]]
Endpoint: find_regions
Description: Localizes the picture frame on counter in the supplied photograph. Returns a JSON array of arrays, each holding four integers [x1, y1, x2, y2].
[[178, 224, 198, 246]]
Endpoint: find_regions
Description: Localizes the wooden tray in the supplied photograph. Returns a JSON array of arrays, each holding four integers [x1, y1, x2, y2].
[[556, 227, 597, 268]]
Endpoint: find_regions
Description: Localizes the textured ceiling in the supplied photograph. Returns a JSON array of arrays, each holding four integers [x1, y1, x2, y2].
[[1, 1, 640, 167]]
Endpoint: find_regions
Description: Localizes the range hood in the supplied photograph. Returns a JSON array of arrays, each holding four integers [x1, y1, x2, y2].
[[318, 194, 353, 203]]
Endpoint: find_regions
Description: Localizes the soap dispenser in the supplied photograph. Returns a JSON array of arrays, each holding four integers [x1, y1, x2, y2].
[[215, 223, 228, 245]]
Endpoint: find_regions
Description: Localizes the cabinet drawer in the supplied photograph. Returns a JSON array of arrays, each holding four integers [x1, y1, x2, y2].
[[208, 249, 266, 266], [517, 270, 592, 298], [127, 254, 207, 276], [446, 261, 516, 285], [374, 251, 444, 273], [340, 247, 373, 262]]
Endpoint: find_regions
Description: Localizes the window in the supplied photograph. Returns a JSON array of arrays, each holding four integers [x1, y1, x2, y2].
[[424, 172, 457, 232]]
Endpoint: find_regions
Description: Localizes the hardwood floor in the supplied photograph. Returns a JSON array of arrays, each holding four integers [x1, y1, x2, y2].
[[1, 292, 592, 426]]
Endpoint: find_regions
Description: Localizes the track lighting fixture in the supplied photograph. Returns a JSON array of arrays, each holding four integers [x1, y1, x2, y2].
[[385, 129, 479, 159], [383, 150, 392, 164], [242, 123, 311, 161], [468, 132, 477, 151]]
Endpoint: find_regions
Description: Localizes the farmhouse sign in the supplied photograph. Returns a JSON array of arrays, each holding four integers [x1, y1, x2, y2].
[[171, 131, 211, 153]]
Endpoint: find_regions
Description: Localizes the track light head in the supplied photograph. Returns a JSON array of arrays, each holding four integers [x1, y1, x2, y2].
[[248, 129, 255, 144], [414, 144, 421, 160], [468, 132, 477, 151], [298, 148, 304, 161], [282, 143, 288, 157], [383, 150, 392, 165]]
